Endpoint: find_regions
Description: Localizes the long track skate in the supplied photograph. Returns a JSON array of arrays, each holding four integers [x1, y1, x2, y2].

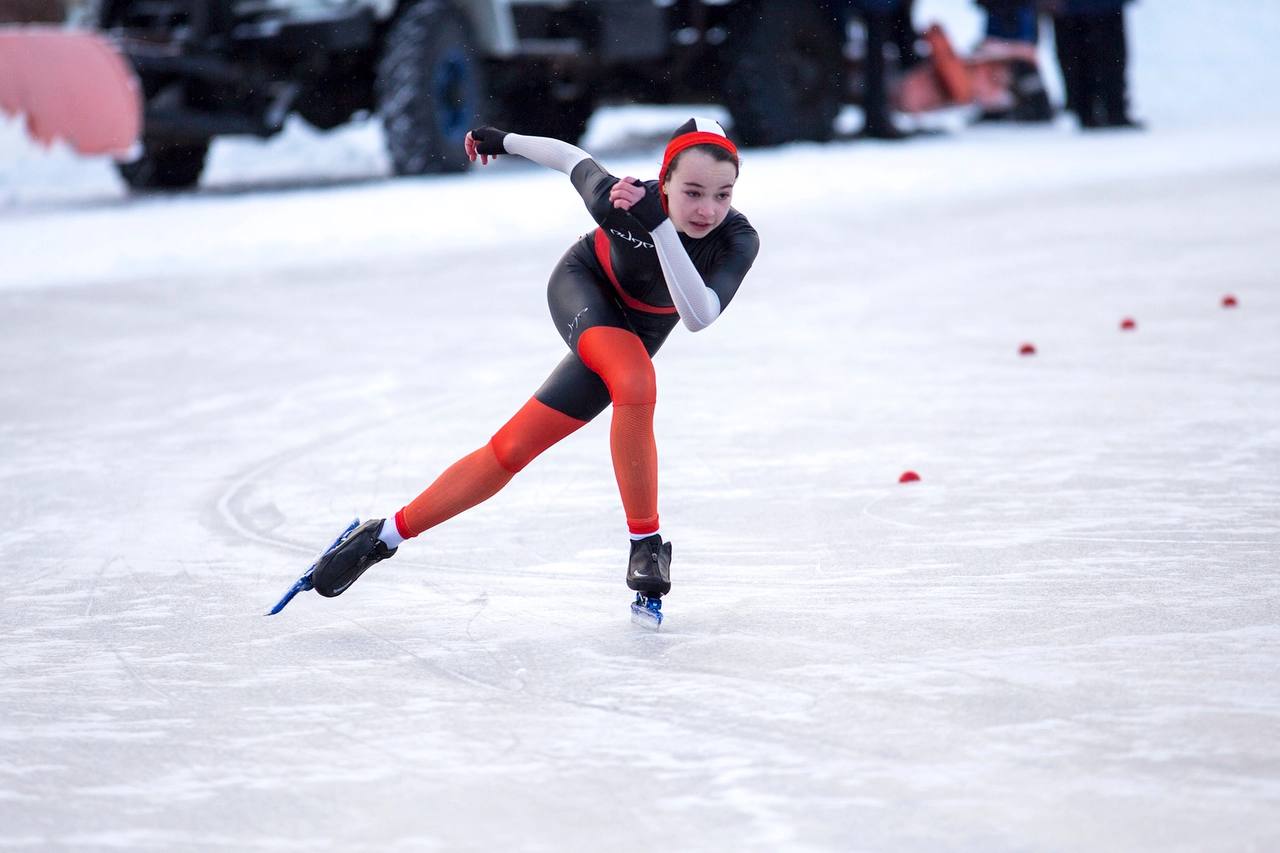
[[265, 518, 360, 615]]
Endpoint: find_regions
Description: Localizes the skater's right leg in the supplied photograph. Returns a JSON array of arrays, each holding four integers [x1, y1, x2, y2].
[[313, 394, 589, 598], [395, 396, 589, 538]]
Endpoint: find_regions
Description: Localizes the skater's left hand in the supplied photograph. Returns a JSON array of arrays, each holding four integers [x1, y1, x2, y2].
[[611, 177, 666, 231], [609, 177, 644, 211]]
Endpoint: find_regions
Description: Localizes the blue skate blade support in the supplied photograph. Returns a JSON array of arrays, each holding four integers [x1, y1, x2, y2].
[[630, 595, 663, 630], [265, 518, 361, 616]]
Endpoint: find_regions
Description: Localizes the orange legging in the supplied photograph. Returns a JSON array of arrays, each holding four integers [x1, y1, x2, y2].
[[395, 326, 659, 539]]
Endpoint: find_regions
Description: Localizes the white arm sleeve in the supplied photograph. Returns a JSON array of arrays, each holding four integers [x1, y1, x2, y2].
[[650, 219, 722, 332], [503, 133, 592, 175]]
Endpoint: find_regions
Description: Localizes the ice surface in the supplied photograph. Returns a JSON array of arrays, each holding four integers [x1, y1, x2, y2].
[[3, 2, 1280, 851]]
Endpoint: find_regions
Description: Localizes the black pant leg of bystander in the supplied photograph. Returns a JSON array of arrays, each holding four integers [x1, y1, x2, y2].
[[1053, 15, 1085, 122], [1096, 8, 1135, 126]]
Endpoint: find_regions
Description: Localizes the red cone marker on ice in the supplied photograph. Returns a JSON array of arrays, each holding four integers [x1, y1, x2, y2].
[[899, 470, 921, 483], [1019, 343, 1037, 356], [1222, 295, 1238, 308], [1120, 317, 1136, 331]]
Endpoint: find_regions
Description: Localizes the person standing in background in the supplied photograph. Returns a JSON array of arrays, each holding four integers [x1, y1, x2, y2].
[[1050, 0, 1141, 128], [972, 0, 1054, 122], [842, 0, 918, 140]]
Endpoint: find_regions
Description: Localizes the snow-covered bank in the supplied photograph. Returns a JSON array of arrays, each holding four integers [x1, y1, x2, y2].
[[4, 0, 1280, 220], [3, 116, 1278, 293]]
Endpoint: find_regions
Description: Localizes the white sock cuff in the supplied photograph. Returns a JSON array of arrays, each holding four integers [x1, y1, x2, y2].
[[378, 518, 405, 549]]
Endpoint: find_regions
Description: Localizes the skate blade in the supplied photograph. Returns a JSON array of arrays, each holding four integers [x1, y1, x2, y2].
[[630, 599, 663, 630]]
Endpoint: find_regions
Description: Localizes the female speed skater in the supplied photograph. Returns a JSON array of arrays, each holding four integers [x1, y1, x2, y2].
[[307, 117, 760, 609]]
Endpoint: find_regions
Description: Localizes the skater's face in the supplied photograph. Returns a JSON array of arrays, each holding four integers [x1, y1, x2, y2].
[[663, 149, 737, 238]]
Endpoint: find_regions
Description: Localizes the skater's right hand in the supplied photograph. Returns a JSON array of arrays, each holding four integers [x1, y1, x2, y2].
[[466, 126, 508, 164]]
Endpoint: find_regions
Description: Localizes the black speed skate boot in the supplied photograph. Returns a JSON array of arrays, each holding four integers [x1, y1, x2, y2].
[[311, 518, 397, 598], [627, 534, 671, 628], [627, 534, 672, 597]]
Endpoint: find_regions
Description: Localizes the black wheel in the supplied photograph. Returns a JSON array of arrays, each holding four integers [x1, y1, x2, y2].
[[116, 140, 209, 191], [492, 81, 594, 144], [377, 0, 486, 175], [721, 4, 845, 146]]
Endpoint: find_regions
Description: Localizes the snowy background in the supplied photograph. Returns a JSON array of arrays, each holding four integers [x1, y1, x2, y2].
[[2, 1, 1279, 851]]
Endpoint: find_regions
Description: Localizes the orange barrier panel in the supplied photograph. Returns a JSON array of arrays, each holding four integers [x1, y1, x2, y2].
[[0, 26, 141, 156]]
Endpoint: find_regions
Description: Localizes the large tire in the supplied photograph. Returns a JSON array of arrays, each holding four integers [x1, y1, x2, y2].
[[116, 140, 209, 191], [377, 0, 485, 175], [492, 82, 594, 144], [721, 4, 844, 147]]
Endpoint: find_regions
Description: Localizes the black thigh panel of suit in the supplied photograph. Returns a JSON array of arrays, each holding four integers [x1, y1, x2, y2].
[[534, 243, 679, 423]]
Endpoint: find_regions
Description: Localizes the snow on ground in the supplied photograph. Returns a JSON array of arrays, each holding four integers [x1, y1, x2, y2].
[[2, 2, 1280, 852]]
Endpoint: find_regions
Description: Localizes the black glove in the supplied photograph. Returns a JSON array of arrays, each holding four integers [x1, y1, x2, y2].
[[626, 178, 668, 232], [469, 126, 508, 156]]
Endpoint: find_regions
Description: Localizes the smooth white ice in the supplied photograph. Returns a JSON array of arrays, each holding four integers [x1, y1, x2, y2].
[[3, 2, 1280, 851]]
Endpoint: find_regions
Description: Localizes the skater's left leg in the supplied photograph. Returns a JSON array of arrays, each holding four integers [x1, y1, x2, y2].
[[546, 252, 674, 538], [538, 320, 673, 596], [576, 325, 660, 537], [571, 325, 672, 598]]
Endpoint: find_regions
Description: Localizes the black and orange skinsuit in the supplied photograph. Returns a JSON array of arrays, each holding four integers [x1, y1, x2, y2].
[[393, 130, 760, 545]]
